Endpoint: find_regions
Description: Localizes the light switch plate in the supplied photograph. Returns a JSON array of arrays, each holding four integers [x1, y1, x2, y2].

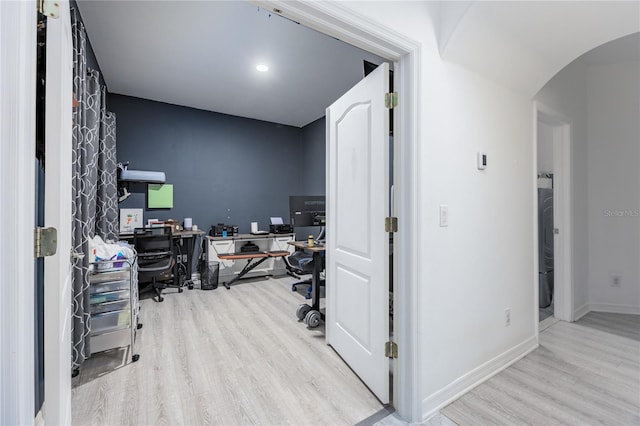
[[477, 152, 487, 170], [439, 205, 449, 227]]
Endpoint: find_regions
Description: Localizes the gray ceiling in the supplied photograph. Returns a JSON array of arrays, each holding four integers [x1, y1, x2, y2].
[[76, 1, 387, 128]]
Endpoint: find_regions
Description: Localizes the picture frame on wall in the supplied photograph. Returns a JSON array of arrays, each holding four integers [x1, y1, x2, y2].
[[119, 208, 143, 234]]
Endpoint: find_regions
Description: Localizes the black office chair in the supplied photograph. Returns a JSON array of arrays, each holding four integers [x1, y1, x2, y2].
[[285, 248, 325, 299], [134, 227, 175, 302]]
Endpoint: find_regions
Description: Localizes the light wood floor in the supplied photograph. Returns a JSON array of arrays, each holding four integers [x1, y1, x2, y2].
[[72, 277, 383, 425], [442, 312, 640, 426]]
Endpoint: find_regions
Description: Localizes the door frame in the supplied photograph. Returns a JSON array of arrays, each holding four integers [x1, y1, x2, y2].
[[0, 0, 38, 424], [253, 1, 421, 421], [534, 102, 574, 331], [44, 1, 73, 424], [1, 0, 421, 423]]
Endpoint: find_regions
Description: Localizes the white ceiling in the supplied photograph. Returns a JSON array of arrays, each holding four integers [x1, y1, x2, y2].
[[441, 1, 640, 97], [76, 1, 386, 128]]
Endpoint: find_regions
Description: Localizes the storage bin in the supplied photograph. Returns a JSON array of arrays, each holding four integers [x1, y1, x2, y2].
[[90, 299, 130, 315], [89, 269, 130, 284], [90, 279, 129, 294], [90, 290, 130, 304], [91, 309, 131, 334]]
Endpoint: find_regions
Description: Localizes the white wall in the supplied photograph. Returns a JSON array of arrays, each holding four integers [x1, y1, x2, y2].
[[535, 59, 590, 315], [587, 61, 640, 313], [536, 57, 640, 316], [339, 1, 636, 421], [537, 121, 554, 173], [342, 1, 537, 419]]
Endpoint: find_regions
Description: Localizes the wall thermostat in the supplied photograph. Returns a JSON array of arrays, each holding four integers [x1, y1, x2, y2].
[[477, 152, 487, 170]]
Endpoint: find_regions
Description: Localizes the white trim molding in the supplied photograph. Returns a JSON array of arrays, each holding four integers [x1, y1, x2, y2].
[[0, 1, 37, 424], [573, 303, 591, 321], [534, 102, 574, 326], [421, 337, 538, 420], [44, 2, 73, 424], [252, 1, 422, 421], [586, 303, 640, 316]]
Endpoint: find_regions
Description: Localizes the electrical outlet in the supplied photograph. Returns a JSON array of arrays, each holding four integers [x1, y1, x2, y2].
[[611, 274, 621, 287], [504, 308, 511, 327]]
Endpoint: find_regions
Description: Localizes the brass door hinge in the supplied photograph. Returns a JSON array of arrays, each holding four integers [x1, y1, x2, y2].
[[38, 0, 60, 18], [34, 227, 57, 258], [385, 217, 398, 233], [385, 341, 398, 358], [385, 92, 398, 109]]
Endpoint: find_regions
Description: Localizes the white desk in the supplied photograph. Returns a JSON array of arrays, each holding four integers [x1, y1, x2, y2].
[[207, 233, 295, 283]]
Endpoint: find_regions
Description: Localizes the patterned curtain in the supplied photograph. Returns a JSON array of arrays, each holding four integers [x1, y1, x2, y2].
[[71, 9, 118, 368], [96, 87, 119, 240]]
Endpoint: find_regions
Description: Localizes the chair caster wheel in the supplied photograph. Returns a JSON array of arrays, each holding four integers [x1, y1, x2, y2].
[[296, 304, 312, 321], [158, 296, 164, 302], [178, 287, 184, 293], [132, 354, 140, 362], [72, 368, 80, 378], [291, 285, 297, 292], [188, 285, 194, 290], [304, 310, 321, 329], [137, 323, 143, 330]]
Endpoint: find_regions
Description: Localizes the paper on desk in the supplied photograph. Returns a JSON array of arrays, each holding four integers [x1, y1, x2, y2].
[[270, 217, 284, 225]]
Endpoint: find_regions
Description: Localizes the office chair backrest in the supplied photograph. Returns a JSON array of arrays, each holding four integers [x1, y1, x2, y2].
[[134, 227, 173, 254]]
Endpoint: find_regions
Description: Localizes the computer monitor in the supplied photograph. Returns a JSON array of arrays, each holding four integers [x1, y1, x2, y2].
[[289, 195, 325, 227]]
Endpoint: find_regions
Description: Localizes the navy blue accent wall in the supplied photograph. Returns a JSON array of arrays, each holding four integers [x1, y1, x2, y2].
[[111, 94, 311, 234], [294, 117, 326, 239], [299, 116, 326, 195]]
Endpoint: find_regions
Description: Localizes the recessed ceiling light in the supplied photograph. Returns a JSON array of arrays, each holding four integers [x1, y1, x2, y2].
[[256, 64, 269, 72]]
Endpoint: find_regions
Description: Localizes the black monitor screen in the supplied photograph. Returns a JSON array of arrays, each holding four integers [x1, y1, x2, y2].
[[289, 195, 325, 227]]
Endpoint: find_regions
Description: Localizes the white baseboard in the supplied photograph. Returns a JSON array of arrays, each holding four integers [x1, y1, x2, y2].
[[35, 405, 45, 426], [573, 303, 590, 321], [421, 336, 538, 421], [573, 303, 640, 320], [589, 303, 640, 315]]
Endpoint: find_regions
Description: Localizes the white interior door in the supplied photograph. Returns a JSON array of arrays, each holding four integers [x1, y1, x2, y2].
[[326, 63, 390, 403], [44, 2, 73, 424]]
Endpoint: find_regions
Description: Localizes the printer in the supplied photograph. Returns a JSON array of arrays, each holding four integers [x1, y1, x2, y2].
[[269, 224, 293, 234]]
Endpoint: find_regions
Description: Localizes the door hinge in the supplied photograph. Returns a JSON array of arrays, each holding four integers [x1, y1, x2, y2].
[[385, 92, 398, 109], [385, 217, 398, 233], [34, 227, 58, 258], [385, 341, 398, 358], [38, 0, 60, 18]]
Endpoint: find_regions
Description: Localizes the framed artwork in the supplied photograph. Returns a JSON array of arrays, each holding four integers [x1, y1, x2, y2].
[[119, 208, 143, 233]]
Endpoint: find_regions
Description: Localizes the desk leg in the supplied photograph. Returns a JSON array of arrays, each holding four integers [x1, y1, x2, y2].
[[298, 251, 324, 328], [185, 236, 195, 289], [311, 251, 323, 315], [224, 257, 269, 289]]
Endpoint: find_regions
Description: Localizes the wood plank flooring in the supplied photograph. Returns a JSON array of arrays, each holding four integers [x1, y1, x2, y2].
[[72, 277, 383, 425], [442, 312, 640, 426]]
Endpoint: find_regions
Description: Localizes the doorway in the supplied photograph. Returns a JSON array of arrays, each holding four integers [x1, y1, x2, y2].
[[63, 0, 420, 422], [535, 102, 573, 330]]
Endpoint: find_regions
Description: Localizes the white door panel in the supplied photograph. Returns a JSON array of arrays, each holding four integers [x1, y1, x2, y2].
[[326, 63, 390, 403]]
